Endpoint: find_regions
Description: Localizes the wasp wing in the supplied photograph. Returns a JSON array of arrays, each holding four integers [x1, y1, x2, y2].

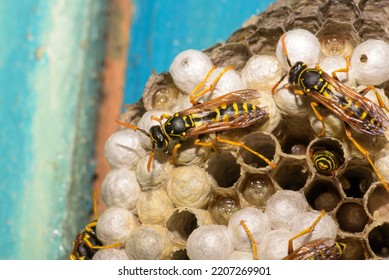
[[283, 238, 341, 260], [184, 108, 268, 137], [311, 72, 388, 136], [178, 89, 260, 116]]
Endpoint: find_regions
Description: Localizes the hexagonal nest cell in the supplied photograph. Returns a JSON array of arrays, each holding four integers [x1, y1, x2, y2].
[[74, 0, 389, 260]]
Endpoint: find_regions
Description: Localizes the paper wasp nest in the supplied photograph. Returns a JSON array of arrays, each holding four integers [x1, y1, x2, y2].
[[94, 0, 389, 260]]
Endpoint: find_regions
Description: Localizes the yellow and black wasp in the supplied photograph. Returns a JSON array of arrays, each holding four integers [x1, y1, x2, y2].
[[272, 33, 389, 191], [70, 191, 122, 260], [117, 67, 276, 172]]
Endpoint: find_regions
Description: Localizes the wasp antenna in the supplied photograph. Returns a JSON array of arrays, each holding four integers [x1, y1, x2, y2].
[[115, 120, 150, 138], [271, 73, 287, 95], [281, 34, 292, 68], [147, 146, 156, 172]]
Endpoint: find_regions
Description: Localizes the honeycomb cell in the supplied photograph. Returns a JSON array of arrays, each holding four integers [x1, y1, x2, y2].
[[239, 173, 276, 208], [206, 151, 241, 188], [336, 202, 369, 233], [165, 208, 213, 245], [142, 72, 180, 111], [272, 158, 310, 191], [237, 132, 279, 171], [307, 137, 346, 176], [337, 237, 368, 260], [367, 223, 389, 259], [339, 166, 374, 198], [316, 19, 360, 58], [279, 127, 313, 156], [365, 183, 389, 220], [209, 192, 241, 225], [304, 177, 342, 212]]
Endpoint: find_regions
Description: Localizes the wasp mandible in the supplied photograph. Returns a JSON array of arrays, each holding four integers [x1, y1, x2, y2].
[[70, 191, 122, 260], [272, 33, 389, 191], [117, 67, 276, 172]]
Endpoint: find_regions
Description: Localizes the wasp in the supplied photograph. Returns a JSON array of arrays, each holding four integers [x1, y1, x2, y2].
[[309, 147, 344, 175], [272, 33, 389, 191], [117, 67, 276, 172], [70, 191, 122, 260], [241, 210, 346, 260]]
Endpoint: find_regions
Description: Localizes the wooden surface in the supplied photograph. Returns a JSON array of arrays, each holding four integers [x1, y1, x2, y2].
[[0, 0, 274, 259]]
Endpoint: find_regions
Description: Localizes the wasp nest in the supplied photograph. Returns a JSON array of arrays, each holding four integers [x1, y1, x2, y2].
[[88, 0, 389, 260]]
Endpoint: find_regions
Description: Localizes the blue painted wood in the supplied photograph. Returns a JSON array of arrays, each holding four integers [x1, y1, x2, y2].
[[125, 0, 275, 105], [0, 0, 107, 259]]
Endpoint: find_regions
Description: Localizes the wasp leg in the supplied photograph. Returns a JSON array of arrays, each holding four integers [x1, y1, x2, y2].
[[287, 210, 326, 254], [330, 56, 350, 81], [271, 79, 305, 96], [170, 142, 182, 165], [215, 134, 277, 169], [311, 102, 326, 137], [147, 146, 156, 172], [189, 65, 216, 105], [358, 85, 389, 113], [345, 126, 389, 192], [193, 138, 218, 153], [83, 237, 122, 251], [240, 220, 258, 260], [189, 65, 234, 105], [151, 113, 172, 123], [281, 33, 292, 67]]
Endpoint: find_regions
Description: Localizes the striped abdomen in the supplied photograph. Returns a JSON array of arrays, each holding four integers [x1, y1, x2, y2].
[[311, 150, 342, 175], [193, 102, 265, 125]]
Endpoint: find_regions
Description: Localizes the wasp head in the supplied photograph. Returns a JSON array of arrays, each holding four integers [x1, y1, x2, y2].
[[288, 61, 306, 86], [149, 125, 169, 150]]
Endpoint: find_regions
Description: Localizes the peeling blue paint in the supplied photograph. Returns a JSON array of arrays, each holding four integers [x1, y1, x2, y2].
[[0, 0, 107, 259]]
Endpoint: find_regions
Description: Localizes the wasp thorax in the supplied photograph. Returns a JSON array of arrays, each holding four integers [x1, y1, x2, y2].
[[164, 114, 190, 138]]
